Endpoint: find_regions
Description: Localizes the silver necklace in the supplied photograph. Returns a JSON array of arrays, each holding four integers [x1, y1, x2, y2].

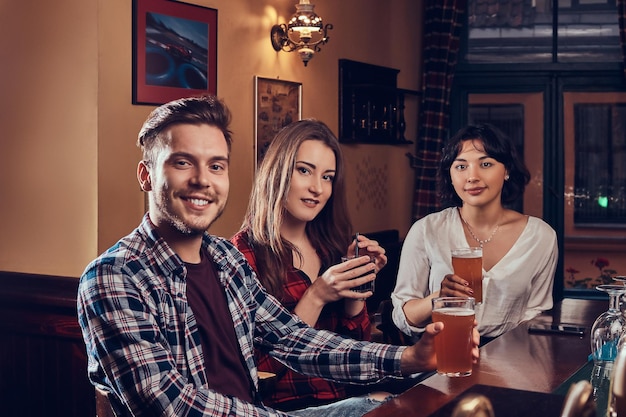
[[459, 210, 500, 248]]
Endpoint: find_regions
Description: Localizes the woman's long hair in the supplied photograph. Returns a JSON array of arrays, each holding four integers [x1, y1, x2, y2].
[[239, 119, 352, 298]]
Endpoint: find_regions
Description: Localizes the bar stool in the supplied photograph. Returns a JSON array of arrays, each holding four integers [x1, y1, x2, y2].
[[560, 380, 595, 417], [451, 394, 495, 417]]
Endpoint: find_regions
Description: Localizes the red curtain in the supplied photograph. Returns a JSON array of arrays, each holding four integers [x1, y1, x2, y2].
[[619, 0, 626, 78], [412, 0, 466, 221]]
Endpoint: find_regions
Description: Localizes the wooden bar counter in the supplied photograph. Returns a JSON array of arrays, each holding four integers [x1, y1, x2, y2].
[[365, 298, 607, 417]]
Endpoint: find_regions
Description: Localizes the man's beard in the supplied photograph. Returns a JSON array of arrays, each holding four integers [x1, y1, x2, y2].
[[168, 206, 225, 235], [155, 192, 226, 235]]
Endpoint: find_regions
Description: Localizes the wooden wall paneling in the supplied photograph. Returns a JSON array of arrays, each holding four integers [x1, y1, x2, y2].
[[0, 272, 94, 417]]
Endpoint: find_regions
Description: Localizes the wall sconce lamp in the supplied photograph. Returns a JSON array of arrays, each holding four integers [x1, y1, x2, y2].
[[270, 0, 333, 66]]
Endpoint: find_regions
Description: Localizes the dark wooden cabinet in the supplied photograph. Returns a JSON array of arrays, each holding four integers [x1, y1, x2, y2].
[[338, 59, 417, 145]]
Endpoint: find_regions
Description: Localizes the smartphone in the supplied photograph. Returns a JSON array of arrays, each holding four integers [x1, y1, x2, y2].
[[528, 323, 586, 336]]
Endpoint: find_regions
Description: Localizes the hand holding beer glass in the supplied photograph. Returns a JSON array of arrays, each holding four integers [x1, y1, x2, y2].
[[432, 296, 476, 377], [451, 247, 483, 304]]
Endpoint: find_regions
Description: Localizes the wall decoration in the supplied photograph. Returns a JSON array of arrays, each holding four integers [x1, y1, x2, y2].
[[254, 76, 302, 169], [133, 0, 217, 105]]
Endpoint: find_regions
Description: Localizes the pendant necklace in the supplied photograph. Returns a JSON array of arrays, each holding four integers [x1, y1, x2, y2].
[[459, 208, 500, 248]]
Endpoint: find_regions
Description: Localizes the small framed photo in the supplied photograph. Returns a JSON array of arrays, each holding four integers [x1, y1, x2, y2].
[[132, 0, 217, 105], [254, 76, 302, 169]]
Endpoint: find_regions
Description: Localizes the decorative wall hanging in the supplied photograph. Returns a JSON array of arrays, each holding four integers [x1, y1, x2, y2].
[[254, 76, 302, 169]]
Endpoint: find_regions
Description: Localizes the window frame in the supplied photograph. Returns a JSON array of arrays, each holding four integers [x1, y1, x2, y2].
[[450, 0, 626, 301]]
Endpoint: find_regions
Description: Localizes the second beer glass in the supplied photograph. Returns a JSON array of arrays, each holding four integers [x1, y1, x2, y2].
[[432, 296, 476, 377], [451, 247, 483, 304]]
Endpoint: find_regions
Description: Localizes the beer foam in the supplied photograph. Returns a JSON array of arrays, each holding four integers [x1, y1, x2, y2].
[[433, 307, 474, 316], [451, 248, 482, 258]]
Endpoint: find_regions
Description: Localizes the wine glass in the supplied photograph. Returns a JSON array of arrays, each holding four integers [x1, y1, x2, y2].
[[613, 276, 626, 312], [591, 285, 626, 364], [591, 360, 614, 417], [590, 285, 626, 415], [608, 276, 626, 416], [608, 347, 626, 417]]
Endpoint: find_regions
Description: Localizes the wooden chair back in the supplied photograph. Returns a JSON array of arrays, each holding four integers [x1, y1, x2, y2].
[[95, 387, 118, 417]]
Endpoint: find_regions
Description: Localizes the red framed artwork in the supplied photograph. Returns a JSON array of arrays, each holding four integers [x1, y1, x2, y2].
[[132, 0, 217, 105]]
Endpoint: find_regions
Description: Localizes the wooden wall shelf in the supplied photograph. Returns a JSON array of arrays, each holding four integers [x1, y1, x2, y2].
[[338, 59, 419, 145]]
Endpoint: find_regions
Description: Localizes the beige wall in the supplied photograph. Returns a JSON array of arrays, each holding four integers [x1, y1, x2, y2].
[[0, 0, 100, 277], [0, 0, 422, 277]]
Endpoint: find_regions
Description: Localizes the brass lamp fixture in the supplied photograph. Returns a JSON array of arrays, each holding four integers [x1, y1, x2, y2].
[[270, 0, 333, 66]]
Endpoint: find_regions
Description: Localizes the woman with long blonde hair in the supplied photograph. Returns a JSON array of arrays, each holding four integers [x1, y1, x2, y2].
[[232, 119, 388, 412]]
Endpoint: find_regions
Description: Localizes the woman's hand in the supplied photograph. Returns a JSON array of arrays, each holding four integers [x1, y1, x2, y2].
[[440, 274, 474, 298], [296, 256, 375, 325], [308, 256, 377, 304], [347, 234, 387, 273]]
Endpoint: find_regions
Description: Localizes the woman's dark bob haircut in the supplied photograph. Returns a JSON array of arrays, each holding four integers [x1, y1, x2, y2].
[[438, 123, 531, 207]]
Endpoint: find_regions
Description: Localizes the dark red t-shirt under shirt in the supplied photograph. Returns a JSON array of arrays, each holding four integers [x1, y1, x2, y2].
[[185, 250, 253, 403]]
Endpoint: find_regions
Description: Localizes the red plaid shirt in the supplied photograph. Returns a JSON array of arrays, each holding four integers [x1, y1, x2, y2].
[[231, 231, 371, 411]]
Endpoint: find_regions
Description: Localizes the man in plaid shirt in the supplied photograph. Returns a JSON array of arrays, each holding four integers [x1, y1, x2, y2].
[[77, 95, 479, 417]]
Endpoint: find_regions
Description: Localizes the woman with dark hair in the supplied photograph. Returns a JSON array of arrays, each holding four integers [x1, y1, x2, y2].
[[231, 119, 390, 413], [391, 124, 557, 342]]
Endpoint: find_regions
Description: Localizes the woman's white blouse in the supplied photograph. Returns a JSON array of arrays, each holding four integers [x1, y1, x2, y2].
[[391, 207, 558, 338]]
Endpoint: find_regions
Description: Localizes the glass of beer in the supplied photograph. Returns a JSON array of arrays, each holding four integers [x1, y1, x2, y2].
[[432, 296, 475, 377], [451, 247, 483, 304]]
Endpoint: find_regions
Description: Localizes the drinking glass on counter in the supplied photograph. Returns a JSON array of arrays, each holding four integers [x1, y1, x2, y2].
[[608, 345, 626, 416], [432, 296, 475, 377], [590, 285, 626, 364], [451, 247, 483, 304], [613, 275, 626, 310], [591, 362, 613, 417], [590, 284, 626, 415]]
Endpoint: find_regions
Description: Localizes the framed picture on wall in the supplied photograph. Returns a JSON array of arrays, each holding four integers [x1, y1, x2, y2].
[[132, 0, 217, 105], [254, 76, 302, 169]]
